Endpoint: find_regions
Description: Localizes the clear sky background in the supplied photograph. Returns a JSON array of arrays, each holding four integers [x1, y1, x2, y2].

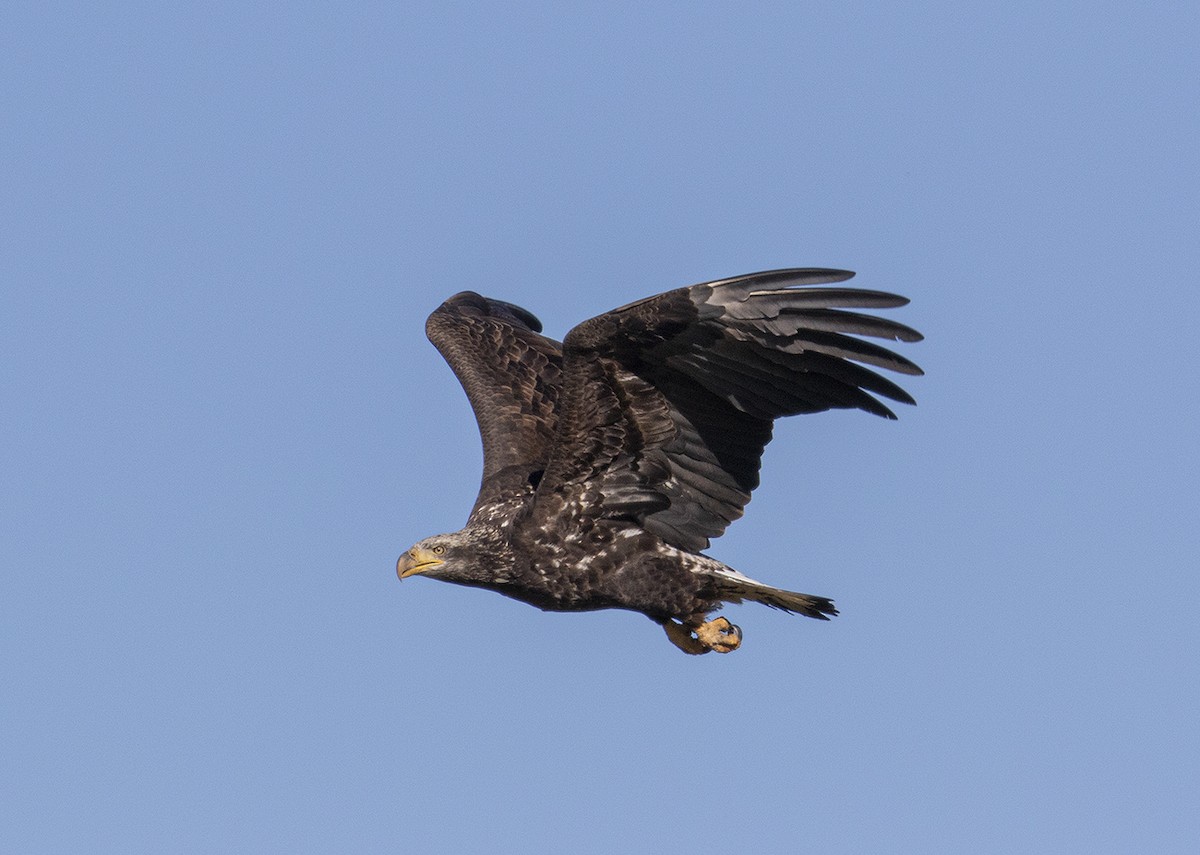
[[3, 2, 1197, 853]]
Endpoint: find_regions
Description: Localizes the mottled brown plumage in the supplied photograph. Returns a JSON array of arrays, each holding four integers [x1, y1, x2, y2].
[[397, 269, 922, 653]]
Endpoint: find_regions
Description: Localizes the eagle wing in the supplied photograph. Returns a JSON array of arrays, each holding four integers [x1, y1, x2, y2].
[[425, 291, 563, 522], [530, 269, 923, 551]]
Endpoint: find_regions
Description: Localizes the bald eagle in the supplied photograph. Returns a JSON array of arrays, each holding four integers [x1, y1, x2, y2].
[[397, 269, 921, 653]]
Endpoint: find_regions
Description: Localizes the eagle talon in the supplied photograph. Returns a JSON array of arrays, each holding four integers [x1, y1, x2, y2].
[[695, 616, 742, 653]]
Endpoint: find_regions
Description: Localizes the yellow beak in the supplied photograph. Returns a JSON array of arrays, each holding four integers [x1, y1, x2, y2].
[[397, 547, 445, 579]]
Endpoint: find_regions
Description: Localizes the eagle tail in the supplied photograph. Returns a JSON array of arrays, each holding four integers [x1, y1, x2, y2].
[[737, 585, 838, 620], [707, 566, 838, 620]]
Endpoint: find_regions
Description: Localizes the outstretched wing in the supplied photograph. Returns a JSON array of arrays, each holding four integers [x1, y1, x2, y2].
[[531, 269, 923, 552], [425, 291, 563, 521]]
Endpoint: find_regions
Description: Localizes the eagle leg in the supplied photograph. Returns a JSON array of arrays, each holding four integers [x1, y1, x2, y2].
[[661, 616, 742, 654], [662, 620, 711, 654]]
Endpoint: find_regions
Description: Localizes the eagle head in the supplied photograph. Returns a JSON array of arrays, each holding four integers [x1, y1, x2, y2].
[[397, 535, 451, 580], [397, 530, 491, 583]]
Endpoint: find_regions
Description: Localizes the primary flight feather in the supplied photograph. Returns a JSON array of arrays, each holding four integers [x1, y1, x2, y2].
[[397, 268, 922, 653]]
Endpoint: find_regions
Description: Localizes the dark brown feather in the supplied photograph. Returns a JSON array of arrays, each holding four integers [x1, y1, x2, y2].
[[529, 269, 923, 550], [424, 292, 563, 519]]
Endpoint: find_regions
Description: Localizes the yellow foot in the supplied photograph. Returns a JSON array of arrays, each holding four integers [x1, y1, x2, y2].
[[662, 616, 742, 655], [695, 616, 742, 653]]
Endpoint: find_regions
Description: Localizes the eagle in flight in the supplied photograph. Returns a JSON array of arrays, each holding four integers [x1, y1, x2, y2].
[[397, 269, 921, 654]]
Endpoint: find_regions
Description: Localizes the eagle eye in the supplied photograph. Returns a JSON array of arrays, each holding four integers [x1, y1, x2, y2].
[[432, 544, 446, 555]]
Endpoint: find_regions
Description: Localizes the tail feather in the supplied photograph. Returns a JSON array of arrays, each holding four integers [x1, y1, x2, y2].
[[739, 585, 838, 620], [708, 567, 838, 620]]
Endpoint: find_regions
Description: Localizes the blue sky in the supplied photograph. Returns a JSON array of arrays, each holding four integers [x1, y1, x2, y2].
[[3, 2, 1198, 852]]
